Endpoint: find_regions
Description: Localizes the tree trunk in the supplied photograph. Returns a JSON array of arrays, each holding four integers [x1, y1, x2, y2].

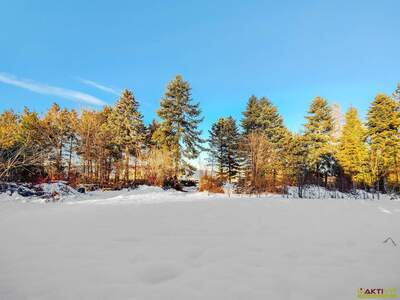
[[58, 140, 63, 176], [89, 160, 93, 181], [228, 161, 232, 184], [272, 169, 276, 192], [134, 157, 137, 182], [394, 153, 399, 192], [115, 162, 119, 184], [124, 145, 130, 183], [174, 154, 180, 179], [67, 137, 73, 180]]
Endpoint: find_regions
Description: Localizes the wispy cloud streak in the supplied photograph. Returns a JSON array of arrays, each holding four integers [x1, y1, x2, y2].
[[77, 77, 119, 95], [0, 73, 106, 106]]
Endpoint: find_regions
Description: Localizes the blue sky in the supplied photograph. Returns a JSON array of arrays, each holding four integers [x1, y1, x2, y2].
[[0, 0, 399, 134]]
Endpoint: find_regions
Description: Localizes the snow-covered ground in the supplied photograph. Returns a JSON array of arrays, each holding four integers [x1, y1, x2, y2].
[[0, 187, 399, 299]]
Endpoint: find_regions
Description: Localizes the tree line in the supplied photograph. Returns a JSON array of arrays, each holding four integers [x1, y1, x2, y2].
[[1, 75, 399, 195]]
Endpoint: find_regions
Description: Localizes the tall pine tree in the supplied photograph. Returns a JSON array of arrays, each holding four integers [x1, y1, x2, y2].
[[336, 107, 368, 187], [208, 117, 240, 182], [241, 95, 288, 190], [42, 104, 75, 178], [241, 96, 286, 143], [303, 96, 335, 186], [155, 75, 204, 177], [241, 95, 260, 134], [257, 97, 286, 144], [0, 111, 19, 149], [366, 93, 400, 191], [108, 89, 145, 182]]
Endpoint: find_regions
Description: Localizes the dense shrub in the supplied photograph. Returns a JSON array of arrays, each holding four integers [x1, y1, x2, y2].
[[199, 174, 224, 193]]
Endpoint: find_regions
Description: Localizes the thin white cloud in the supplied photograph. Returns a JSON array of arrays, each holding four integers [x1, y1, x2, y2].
[[77, 77, 119, 95], [0, 73, 106, 106]]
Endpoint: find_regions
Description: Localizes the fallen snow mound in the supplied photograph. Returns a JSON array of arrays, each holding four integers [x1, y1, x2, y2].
[[285, 185, 390, 200], [74, 185, 197, 205], [0, 181, 79, 202], [37, 181, 78, 196]]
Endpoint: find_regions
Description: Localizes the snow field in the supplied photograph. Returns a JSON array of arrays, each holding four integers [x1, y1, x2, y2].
[[0, 187, 399, 299]]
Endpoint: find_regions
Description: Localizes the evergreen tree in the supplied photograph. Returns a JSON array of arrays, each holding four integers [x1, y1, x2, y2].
[[336, 107, 369, 187], [108, 89, 145, 182], [208, 118, 225, 178], [303, 96, 335, 185], [257, 97, 286, 144], [42, 103, 61, 177], [155, 75, 204, 177], [241, 95, 288, 190], [366, 93, 400, 191], [0, 109, 47, 181], [241, 95, 260, 134], [97, 106, 121, 184], [0, 111, 19, 149], [145, 119, 160, 148], [241, 96, 286, 143], [17, 108, 47, 180], [208, 117, 240, 182], [224, 117, 241, 182], [281, 132, 309, 195], [42, 103, 75, 178], [0, 111, 19, 180], [64, 110, 78, 180], [77, 110, 101, 181], [241, 132, 275, 194], [258, 98, 288, 189], [18, 107, 43, 145]]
